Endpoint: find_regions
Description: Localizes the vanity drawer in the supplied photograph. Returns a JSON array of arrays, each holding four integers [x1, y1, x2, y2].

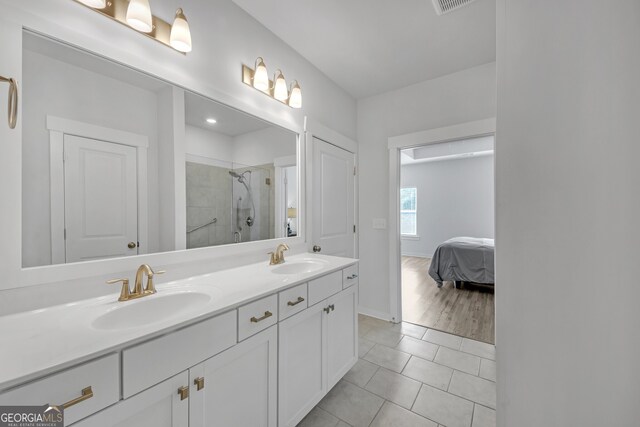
[[122, 310, 236, 398], [238, 294, 278, 341], [308, 271, 343, 306], [343, 264, 359, 289], [0, 354, 119, 425], [278, 283, 308, 321]]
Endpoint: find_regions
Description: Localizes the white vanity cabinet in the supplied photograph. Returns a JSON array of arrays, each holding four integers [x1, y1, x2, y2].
[[74, 372, 190, 427], [189, 326, 277, 427], [0, 260, 358, 427], [278, 285, 358, 427]]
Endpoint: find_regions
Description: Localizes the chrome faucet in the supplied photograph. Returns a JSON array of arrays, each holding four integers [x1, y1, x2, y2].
[[107, 264, 165, 302], [269, 243, 289, 265]]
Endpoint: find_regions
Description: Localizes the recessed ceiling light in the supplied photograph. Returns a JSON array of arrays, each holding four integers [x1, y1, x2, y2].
[[206, 118, 217, 124]]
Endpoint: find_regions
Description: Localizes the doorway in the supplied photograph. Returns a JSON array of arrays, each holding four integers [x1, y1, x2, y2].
[[388, 120, 496, 344]]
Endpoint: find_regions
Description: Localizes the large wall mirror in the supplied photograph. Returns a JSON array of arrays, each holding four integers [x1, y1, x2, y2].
[[21, 31, 300, 268]]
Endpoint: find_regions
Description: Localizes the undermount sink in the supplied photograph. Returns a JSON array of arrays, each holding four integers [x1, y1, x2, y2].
[[92, 292, 211, 330], [271, 260, 326, 275]]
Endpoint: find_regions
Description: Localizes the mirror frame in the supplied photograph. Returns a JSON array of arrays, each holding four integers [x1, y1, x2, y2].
[[1, 8, 307, 291]]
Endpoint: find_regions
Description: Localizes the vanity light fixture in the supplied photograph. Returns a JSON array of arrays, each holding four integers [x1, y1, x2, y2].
[[126, 0, 153, 33], [77, 0, 106, 8], [288, 80, 302, 109], [252, 58, 270, 92], [72, 0, 192, 54], [242, 59, 302, 108], [206, 118, 217, 124], [273, 70, 288, 102], [169, 8, 192, 53]]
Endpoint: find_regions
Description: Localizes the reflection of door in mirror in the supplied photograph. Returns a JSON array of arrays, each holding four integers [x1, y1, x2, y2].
[[63, 135, 139, 263]]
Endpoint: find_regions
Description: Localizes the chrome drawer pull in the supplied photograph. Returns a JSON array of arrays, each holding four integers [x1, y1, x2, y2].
[[178, 386, 189, 400], [250, 311, 273, 323], [62, 386, 93, 409], [287, 297, 305, 306], [347, 274, 358, 280], [194, 377, 205, 391]]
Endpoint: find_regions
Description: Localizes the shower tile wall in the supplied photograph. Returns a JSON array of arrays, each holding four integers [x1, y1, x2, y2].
[[186, 162, 233, 248]]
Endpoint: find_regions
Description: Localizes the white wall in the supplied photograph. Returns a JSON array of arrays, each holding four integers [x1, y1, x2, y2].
[[2, 0, 356, 140], [185, 125, 234, 165], [233, 127, 297, 167], [21, 49, 162, 267], [357, 62, 496, 319], [496, 1, 640, 425], [400, 154, 494, 257]]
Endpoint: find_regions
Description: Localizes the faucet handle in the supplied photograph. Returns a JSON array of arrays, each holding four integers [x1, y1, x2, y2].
[[106, 278, 131, 302], [145, 269, 166, 294]]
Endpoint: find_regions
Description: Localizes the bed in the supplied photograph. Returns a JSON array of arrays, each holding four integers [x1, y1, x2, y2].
[[428, 237, 495, 288]]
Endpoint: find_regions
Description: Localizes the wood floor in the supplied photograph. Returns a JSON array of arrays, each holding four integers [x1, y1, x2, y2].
[[401, 256, 495, 344]]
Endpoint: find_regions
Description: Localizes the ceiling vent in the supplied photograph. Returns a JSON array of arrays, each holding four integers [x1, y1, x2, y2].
[[432, 0, 477, 15]]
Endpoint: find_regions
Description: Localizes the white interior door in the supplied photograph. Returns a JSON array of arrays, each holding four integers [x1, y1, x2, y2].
[[64, 135, 138, 262], [312, 138, 355, 257]]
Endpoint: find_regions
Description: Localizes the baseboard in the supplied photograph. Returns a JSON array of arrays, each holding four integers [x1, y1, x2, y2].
[[400, 251, 433, 258], [358, 306, 394, 322]]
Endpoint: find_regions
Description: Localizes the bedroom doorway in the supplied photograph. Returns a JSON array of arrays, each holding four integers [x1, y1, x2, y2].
[[388, 120, 496, 344]]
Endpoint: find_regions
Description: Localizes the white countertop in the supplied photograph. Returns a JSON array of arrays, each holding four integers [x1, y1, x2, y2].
[[0, 253, 357, 391]]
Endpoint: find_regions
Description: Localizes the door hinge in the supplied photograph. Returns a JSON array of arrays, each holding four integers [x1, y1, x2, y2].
[[64, 228, 66, 240], [353, 224, 356, 233], [353, 166, 356, 176]]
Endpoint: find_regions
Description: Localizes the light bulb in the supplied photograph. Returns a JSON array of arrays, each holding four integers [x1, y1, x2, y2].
[[288, 80, 302, 109], [273, 70, 288, 102], [170, 8, 192, 53], [206, 118, 217, 124], [253, 57, 269, 92], [126, 0, 153, 33], [78, 0, 106, 8]]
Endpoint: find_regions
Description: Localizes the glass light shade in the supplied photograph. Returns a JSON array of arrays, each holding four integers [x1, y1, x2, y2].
[[273, 70, 288, 101], [253, 58, 269, 92], [287, 208, 297, 219], [288, 81, 302, 109], [126, 0, 153, 33], [78, 0, 106, 8], [170, 9, 192, 53]]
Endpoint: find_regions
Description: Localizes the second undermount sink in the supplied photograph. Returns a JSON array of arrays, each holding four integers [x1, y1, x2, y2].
[[271, 260, 327, 275], [92, 291, 212, 331]]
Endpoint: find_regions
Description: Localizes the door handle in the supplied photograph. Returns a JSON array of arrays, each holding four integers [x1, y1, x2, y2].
[[0, 76, 18, 129], [128, 242, 137, 249], [313, 245, 321, 253]]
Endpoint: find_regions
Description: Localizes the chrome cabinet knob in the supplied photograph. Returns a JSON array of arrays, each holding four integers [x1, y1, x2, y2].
[[313, 245, 321, 253]]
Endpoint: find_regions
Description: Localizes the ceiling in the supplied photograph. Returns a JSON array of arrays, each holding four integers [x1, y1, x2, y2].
[[232, 0, 496, 99], [185, 92, 272, 137]]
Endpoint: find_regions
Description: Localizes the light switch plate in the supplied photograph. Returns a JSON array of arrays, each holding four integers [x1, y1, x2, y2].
[[372, 218, 387, 229]]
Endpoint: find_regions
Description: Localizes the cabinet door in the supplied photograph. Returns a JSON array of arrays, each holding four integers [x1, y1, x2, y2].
[[278, 301, 326, 427], [189, 325, 277, 427], [326, 285, 358, 389], [73, 372, 189, 427]]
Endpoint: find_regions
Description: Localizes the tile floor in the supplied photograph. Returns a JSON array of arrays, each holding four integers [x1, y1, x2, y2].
[[297, 314, 496, 427]]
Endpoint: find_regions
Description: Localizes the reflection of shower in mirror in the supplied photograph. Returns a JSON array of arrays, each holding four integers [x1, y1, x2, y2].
[[229, 170, 255, 228]]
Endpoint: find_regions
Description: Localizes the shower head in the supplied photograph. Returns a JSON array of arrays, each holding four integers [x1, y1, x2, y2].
[[229, 170, 251, 183]]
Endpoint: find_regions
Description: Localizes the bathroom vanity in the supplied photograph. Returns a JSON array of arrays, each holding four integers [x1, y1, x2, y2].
[[0, 254, 359, 427]]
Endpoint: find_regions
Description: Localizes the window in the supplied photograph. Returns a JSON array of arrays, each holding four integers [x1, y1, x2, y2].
[[400, 187, 417, 236]]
